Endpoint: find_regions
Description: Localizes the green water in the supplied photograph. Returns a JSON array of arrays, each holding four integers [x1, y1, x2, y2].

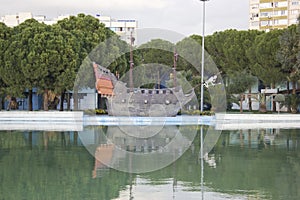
[[0, 127, 300, 200]]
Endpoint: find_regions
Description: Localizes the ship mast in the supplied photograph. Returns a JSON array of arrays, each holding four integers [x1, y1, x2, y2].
[[129, 31, 134, 92], [173, 48, 178, 91]]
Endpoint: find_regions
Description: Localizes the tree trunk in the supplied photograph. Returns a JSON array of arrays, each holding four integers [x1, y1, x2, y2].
[[272, 83, 276, 112], [287, 81, 291, 112], [290, 81, 298, 113], [43, 89, 49, 111], [59, 90, 65, 111], [73, 88, 78, 110], [272, 96, 276, 112], [292, 81, 296, 95], [0, 96, 4, 110], [248, 87, 252, 112], [240, 94, 243, 113], [259, 94, 267, 113], [28, 89, 33, 111], [67, 92, 71, 111]]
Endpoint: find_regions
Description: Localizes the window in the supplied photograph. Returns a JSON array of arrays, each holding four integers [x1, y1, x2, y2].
[[260, 3, 272, 8], [278, 2, 288, 7], [251, 21, 259, 26], [261, 20, 269, 26], [260, 12, 270, 17], [291, 10, 299, 15], [279, 19, 288, 25]]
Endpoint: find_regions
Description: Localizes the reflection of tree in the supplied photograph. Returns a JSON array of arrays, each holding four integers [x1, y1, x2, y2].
[[1, 129, 300, 199], [137, 128, 300, 199], [0, 131, 131, 200]]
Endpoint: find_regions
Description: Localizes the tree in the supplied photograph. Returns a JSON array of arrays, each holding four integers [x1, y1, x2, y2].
[[247, 30, 285, 112], [0, 23, 12, 110], [138, 39, 174, 66], [278, 24, 300, 95], [205, 29, 262, 111], [49, 25, 80, 111], [1, 19, 49, 111], [57, 14, 115, 110], [226, 71, 256, 113], [248, 30, 284, 89]]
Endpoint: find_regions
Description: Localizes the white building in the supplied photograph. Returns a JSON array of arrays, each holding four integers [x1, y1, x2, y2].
[[95, 15, 138, 44], [249, 0, 300, 31], [1, 12, 33, 27], [1, 12, 138, 44]]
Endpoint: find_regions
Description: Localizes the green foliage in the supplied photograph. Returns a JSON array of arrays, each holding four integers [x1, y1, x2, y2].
[[205, 29, 263, 75], [285, 94, 300, 113], [278, 24, 300, 94], [226, 71, 256, 95], [0, 131, 130, 200], [0, 14, 117, 111], [181, 110, 215, 116], [84, 109, 108, 115], [0, 23, 11, 96], [247, 29, 285, 88]]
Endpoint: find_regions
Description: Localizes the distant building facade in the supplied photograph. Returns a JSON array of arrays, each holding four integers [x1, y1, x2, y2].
[[249, 0, 300, 31], [0, 12, 55, 26], [95, 15, 138, 44], [0, 12, 138, 44]]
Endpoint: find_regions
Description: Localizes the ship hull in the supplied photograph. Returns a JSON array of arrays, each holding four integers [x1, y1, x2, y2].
[[105, 90, 182, 117]]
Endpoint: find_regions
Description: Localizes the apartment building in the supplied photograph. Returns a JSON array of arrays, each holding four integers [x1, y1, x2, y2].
[[249, 0, 300, 31], [95, 15, 138, 44]]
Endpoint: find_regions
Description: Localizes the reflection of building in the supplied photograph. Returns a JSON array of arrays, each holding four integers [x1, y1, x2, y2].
[[93, 144, 115, 178], [249, 0, 300, 31]]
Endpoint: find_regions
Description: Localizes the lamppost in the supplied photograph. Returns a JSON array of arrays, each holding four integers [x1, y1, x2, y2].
[[200, 0, 209, 112], [199, 1, 209, 199]]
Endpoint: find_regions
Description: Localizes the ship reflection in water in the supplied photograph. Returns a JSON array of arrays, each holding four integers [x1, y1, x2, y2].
[[79, 125, 197, 175]]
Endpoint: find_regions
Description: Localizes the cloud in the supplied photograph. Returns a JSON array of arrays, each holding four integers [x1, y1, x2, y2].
[[34, 0, 168, 11], [0, 0, 249, 36]]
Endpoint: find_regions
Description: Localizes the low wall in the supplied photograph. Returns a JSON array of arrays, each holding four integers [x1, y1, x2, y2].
[[0, 111, 84, 131], [215, 113, 300, 130], [215, 113, 300, 121], [0, 111, 83, 122]]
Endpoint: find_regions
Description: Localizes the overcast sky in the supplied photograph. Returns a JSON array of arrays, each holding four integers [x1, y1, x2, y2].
[[0, 0, 249, 36]]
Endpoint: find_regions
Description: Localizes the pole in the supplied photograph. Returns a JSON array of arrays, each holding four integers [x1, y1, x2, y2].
[[200, 126, 204, 199], [129, 31, 134, 92], [173, 48, 177, 91], [200, 0, 208, 112]]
